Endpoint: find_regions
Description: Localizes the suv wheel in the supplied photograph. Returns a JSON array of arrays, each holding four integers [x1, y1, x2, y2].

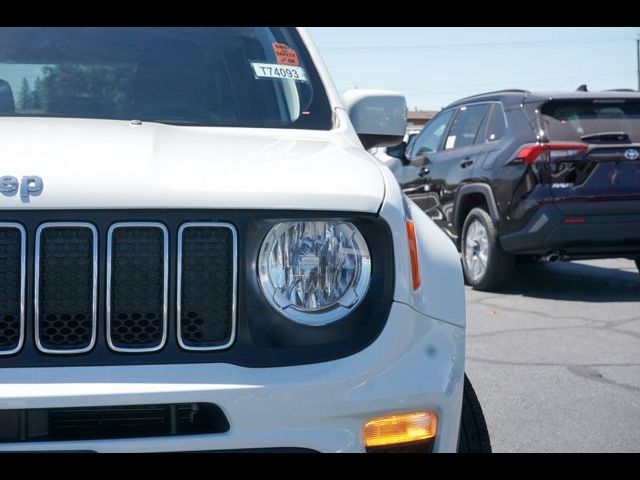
[[461, 207, 514, 291], [457, 373, 492, 453]]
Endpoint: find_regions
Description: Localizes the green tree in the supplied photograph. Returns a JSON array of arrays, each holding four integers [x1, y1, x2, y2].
[[18, 78, 32, 109], [31, 77, 43, 109], [40, 64, 133, 116]]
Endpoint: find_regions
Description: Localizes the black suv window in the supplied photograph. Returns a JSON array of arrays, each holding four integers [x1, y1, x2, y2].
[[409, 109, 455, 157], [541, 99, 640, 142], [484, 103, 507, 142], [445, 104, 490, 150]]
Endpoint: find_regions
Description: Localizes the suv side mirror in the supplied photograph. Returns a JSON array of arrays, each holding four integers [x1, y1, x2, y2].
[[385, 141, 407, 160], [342, 89, 407, 150]]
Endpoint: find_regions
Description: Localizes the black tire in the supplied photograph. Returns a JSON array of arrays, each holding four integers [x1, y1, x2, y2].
[[458, 374, 492, 453], [461, 207, 514, 291], [635, 258, 640, 273]]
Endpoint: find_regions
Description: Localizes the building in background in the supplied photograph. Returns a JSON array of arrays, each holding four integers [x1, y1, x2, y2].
[[407, 109, 437, 129]]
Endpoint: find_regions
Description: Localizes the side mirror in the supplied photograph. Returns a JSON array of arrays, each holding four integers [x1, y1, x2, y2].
[[385, 141, 407, 160], [342, 89, 407, 150]]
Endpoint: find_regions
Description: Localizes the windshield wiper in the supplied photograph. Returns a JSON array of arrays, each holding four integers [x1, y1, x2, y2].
[[580, 131, 631, 144], [134, 119, 216, 127]]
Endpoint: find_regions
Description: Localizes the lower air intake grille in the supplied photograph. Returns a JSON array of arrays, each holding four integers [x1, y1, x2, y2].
[[0, 225, 24, 355], [107, 224, 168, 352], [0, 403, 230, 442], [36, 224, 96, 353], [178, 224, 236, 350]]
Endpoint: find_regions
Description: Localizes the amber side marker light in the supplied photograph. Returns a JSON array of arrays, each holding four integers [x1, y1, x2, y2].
[[406, 220, 421, 290], [363, 411, 437, 448]]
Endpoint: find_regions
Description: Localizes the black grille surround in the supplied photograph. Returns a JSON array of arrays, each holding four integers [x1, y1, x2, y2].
[[0, 210, 394, 368]]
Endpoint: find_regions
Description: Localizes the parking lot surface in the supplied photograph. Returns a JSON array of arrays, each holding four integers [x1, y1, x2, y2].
[[465, 258, 640, 452]]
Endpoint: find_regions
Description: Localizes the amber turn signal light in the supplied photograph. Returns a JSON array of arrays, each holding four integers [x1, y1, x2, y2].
[[406, 220, 421, 290], [363, 411, 437, 448]]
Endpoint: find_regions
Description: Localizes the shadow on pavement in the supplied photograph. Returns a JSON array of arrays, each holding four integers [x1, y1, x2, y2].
[[500, 261, 640, 302]]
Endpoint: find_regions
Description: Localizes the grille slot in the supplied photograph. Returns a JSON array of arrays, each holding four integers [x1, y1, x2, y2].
[[35, 223, 97, 354], [0, 223, 25, 355], [107, 223, 168, 352], [177, 223, 237, 351], [0, 403, 230, 442]]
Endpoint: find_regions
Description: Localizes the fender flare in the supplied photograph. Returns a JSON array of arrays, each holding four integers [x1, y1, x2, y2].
[[453, 183, 500, 234]]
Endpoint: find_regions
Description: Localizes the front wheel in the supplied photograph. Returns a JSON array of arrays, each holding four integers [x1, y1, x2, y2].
[[461, 207, 514, 291], [457, 374, 492, 453]]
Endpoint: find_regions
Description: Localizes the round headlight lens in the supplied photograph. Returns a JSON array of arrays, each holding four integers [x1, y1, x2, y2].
[[258, 221, 371, 326]]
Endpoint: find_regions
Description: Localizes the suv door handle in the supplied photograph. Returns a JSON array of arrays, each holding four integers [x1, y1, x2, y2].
[[460, 158, 474, 168], [418, 166, 430, 177]]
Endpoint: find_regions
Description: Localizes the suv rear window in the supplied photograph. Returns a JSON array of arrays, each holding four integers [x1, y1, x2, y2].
[[541, 99, 640, 142], [0, 27, 332, 129]]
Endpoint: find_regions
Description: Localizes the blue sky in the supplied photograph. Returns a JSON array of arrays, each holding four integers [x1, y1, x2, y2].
[[308, 27, 640, 111]]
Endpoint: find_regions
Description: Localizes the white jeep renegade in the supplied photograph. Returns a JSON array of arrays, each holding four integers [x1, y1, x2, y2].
[[0, 27, 489, 453]]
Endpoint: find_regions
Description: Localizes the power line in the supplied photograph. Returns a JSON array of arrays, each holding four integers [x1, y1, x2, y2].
[[336, 70, 635, 94], [319, 33, 634, 52]]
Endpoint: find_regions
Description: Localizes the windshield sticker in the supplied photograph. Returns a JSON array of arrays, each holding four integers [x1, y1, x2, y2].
[[272, 43, 300, 66], [445, 135, 456, 149], [251, 62, 308, 82]]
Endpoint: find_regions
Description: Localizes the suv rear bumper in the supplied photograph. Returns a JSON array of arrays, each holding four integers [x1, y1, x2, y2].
[[0, 302, 464, 453], [500, 205, 640, 257]]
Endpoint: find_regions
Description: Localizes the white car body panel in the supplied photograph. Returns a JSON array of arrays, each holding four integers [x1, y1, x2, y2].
[[0, 302, 464, 453], [376, 161, 466, 328], [408, 202, 467, 328], [0, 118, 384, 213], [0, 27, 467, 453]]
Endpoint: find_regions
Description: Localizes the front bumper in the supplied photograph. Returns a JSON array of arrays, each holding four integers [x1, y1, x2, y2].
[[0, 302, 465, 453], [500, 205, 640, 257]]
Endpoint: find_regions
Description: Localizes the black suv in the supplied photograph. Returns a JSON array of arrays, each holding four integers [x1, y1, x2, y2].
[[390, 89, 640, 290]]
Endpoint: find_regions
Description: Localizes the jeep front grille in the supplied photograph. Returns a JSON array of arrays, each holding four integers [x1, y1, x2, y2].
[[107, 223, 168, 353], [0, 217, 236, 359], [0, 224, 25, 356], [177, 223, 237, 351], [34, 223, 98, 354]]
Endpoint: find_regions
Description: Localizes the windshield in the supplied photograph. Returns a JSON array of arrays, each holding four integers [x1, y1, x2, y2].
[[0, 27, 332, 129], [541, 99, 640, 142]]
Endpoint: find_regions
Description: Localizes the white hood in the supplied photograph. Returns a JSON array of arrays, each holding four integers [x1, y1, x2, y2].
[[0, 117, 384, 212]]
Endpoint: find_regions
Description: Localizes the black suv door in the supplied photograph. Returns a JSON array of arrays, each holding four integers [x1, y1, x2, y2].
[[400, 108, 455, 222], [405, 103, 492, 235]]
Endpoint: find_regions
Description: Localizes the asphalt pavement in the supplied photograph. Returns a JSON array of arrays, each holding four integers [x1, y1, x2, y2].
[[465, 258, 640, 452]]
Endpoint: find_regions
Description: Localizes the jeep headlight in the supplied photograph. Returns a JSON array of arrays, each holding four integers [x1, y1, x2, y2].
[[258, 221, 371, 326]]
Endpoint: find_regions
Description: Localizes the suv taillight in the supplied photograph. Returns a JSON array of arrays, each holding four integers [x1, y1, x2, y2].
[[515, 142, 588, 165]]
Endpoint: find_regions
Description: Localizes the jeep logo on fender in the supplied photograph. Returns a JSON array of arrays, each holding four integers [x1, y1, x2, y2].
[[0, 175, 44, 200]]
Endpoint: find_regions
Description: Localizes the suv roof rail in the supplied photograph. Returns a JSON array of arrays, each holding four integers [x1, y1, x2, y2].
[[453, 89, 531, 104], [602, 88, 637, 92]]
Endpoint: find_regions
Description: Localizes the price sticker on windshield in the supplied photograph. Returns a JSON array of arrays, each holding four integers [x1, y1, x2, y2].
[[272, 43, 300, 66], [251, 62, 308, 82]]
